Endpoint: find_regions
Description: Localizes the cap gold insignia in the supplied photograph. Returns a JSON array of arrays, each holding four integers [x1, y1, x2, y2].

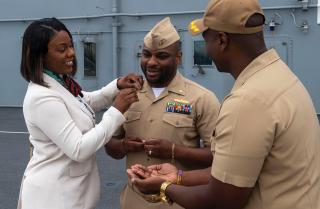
[[190, 21, 200, 33], [159, 39, 165, 47]]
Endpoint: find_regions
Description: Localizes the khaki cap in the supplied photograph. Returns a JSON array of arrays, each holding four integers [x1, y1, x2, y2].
[[188, 0, 265, 35], [144, 17, 180, 49]]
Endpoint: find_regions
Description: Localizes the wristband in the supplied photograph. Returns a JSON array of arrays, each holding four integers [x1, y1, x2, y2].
[[160, 181, 173, 205], [176, 170, 183, 185]]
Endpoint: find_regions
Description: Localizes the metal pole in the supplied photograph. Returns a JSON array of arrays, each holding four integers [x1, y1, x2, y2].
[[112, 0, 119, 79]]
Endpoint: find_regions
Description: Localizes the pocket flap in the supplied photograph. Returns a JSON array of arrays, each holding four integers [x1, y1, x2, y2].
[[125, 111, 142, 123], [163, 114, 194, 128]]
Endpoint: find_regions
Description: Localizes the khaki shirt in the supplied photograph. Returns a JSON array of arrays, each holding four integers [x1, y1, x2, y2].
[[211, 49, 320, 209], [118, 72, 220, 209]]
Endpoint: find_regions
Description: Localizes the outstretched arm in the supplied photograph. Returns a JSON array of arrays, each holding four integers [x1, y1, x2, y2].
[[105, 136, 145, 159], [144, 139, 213, 168], [165, 176, 252, 209], [127, 163, 211, 193], [83, 73, 143, 112], [127, 165, 252, 209]]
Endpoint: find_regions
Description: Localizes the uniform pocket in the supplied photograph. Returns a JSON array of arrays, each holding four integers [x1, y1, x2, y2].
[[69, 160, 92, 177], [125, 110, 142, 123], [162, 114, 194, 128], [162, 114, 195, 146], [123, 110, 143, 138]]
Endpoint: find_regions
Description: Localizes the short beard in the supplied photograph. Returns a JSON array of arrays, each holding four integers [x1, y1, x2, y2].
[[141, 64, 177, 87]]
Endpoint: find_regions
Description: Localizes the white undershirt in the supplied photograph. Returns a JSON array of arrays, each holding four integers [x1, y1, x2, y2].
[[152, 87, 165, 98]]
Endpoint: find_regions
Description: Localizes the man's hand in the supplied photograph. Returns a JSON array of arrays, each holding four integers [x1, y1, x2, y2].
[[127, 164, 165, 194], [113, 88, 139, 114], [123, 137, 145, 153], [117, 73, 144, 90], [148, 163, 178, 181], [144, 139, 173, 159], [127, 163, 178, 194], [129, 164, 153, 179]]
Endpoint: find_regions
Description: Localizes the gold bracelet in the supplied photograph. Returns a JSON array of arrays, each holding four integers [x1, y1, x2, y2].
[[160, 181, 173, 205], [171, 143, 175, 164]]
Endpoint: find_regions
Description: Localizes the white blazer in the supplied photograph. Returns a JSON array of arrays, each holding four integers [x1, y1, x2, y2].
[[17, 74, 125, 209]]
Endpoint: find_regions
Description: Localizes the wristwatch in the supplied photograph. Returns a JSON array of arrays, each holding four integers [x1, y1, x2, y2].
[[160, 181, 173, 205]]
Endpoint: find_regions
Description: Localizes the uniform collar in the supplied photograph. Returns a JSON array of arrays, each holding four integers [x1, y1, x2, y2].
[[231, 49, 280, 93], [140, 71, 186, 102], [167, 72, 186, 96]]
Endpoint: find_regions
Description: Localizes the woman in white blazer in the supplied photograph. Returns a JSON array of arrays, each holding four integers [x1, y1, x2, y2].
[[17, 17, 143, 209]]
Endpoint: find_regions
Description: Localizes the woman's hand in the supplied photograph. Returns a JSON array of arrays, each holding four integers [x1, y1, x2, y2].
[[117, 73, 144, 90], [113, 88, 139, 113]]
